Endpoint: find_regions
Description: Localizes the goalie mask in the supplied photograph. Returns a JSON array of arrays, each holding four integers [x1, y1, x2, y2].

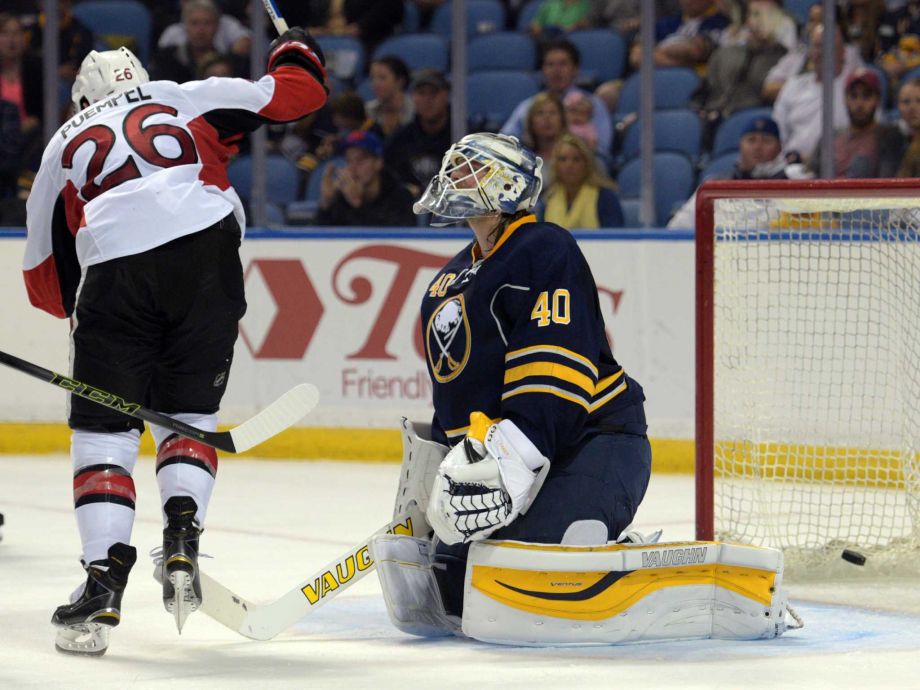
[[72, 47, 150, 112], [414, 133, 543, 226]]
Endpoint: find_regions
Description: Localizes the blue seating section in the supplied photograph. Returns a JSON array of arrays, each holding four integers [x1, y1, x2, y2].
[[467, 32, 536, 72], [431, 0, 506, 37], [699, 151, 738, 182], [72, 0, 152, 61], [516, 0, 542, 31], [227, 155, 301, 207], [616, 68, 701, 115], [621, 109, 702, 161], [316, 36, 365, 81], [568, 29, 626, 84], [466, 70, 541, 131], [177, 5, 764, 226], [617, 153, 696, 226], [373, 34, 450, 72]]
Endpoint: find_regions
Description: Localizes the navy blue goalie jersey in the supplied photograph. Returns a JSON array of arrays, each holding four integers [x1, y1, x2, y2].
[[421, 215, 645, 459]]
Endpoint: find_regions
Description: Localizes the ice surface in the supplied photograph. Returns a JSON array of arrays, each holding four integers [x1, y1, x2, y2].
[[1, 457, 918, 689]]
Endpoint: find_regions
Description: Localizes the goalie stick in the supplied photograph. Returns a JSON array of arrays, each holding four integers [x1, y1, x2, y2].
[[0, 349, 318, 454], [183, 504, 427, 640], [185, 418, 444, 639]]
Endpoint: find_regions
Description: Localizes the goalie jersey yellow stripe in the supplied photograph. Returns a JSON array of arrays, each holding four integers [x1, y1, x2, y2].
[[504, 362, 596, 395], [421, 219, 645, 456]]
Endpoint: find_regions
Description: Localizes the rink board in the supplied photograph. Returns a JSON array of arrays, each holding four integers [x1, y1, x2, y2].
[[0, 228, 695, 467]]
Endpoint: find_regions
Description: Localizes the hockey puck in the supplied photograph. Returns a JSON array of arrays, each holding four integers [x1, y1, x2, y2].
[[841, 549, 866, 566]]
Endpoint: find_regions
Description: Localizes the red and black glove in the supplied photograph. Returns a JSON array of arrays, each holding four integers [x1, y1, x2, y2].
[[267, 27, 327, 86]]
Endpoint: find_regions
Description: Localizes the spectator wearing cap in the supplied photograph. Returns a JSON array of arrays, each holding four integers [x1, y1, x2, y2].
[[668, 115, 808, 229], [501, 39, 612, 154], [385, 69, 451, 196], [810, 68, 903, 178], [317, 130, 416, 227]]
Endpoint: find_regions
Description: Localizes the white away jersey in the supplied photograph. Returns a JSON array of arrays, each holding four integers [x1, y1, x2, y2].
[[24, 67, 326, 317]]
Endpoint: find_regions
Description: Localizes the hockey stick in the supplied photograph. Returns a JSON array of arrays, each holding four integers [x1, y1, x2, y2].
[[0, 349, 318, 454], [188, 419, 443, 639], [261, 0, 290, 34], [187, 504, 427, 640]]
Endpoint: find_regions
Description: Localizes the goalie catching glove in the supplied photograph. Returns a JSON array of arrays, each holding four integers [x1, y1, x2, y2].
[[426, 413, 549, 545], [267, 27, 327, 86]]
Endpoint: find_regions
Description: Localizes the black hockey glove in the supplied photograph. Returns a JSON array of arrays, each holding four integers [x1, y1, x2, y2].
[[267, 27, 327, 86]]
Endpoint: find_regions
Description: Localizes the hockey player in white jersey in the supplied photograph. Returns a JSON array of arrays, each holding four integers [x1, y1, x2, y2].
[[23, 31, 327, 655]]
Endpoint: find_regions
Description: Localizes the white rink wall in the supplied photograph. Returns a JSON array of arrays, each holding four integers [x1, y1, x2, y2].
[[0, 230, 695, 440]]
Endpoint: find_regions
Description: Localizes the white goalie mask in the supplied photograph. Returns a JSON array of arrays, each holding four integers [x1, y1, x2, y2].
[[414, 133, 543, 226], [72, 47, 150, 112]]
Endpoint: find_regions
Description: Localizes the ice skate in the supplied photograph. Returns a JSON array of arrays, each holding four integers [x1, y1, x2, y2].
[[51, 542, 137, 656], [161, 496, 202, 633]]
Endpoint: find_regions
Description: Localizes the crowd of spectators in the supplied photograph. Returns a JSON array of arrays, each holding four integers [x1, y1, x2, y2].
[[3, 0, 920, 228]]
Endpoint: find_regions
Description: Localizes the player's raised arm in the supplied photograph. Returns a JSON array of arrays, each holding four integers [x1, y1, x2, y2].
[[180, 26, 328, 137]]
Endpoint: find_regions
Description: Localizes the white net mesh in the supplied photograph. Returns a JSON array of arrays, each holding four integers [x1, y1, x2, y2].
[[712, 198, 920, 578]]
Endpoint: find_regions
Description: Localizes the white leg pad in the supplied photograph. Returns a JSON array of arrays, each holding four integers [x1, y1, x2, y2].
[[372, 534, 459, 638], [461, 540, 799, 646]]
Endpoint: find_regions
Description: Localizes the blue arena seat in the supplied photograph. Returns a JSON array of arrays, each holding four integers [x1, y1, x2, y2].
[[466, 70, 541, 132], [516, 0, 542, 31], [373, 34, 449, 73], [620, 109, 703, 162], [432, 0, 506, 37], [620, 198, 641, 227], [401, 1, 421, 33], [316, 36, 365, 81], [227, 155, 300, 207], [287, 157, 345, 224], [699, 151, 738, 182], [617, 152, 696, 226], [711, 107, 773, 157], [568, 29, 626, 84], [467, 32, 536, 72], [355, 76, 374, 101], [72, 0, 153, 62], [785, 0, 816, 25], [615, 68, 701, 116]]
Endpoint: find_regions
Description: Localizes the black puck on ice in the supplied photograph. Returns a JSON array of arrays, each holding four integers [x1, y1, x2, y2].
[[841, 549, 866, 566]]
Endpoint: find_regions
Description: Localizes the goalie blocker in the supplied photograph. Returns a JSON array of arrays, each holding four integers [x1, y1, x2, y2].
[[374, 534, 800, 645]]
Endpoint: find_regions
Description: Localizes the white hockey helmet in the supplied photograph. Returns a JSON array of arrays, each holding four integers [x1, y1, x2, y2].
[[72, 47, 150, 112], [414, 132, 543, 226]]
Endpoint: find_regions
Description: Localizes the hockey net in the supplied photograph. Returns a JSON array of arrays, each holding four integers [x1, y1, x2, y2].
[[695, 180, 920, 579]]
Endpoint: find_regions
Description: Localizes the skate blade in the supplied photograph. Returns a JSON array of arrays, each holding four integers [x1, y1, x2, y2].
[[54, 623, 109, 656], [165, 570, 201, 633]]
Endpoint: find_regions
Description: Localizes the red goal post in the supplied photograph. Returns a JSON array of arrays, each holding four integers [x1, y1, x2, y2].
[[694, 179, 920, 575]]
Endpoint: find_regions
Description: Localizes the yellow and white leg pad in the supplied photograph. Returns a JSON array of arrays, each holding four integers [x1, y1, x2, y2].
[[461, 540, 801, 646]]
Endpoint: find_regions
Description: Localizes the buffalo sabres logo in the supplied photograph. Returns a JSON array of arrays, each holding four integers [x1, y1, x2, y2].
[[426, 296, 471, 382]]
